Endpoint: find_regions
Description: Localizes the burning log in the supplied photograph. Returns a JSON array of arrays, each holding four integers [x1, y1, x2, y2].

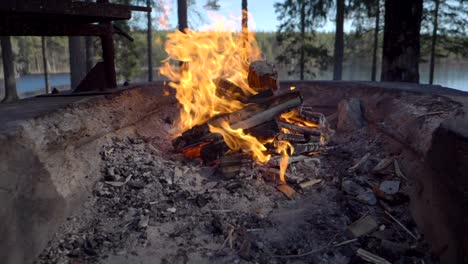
[[300, 109, 327, 127], [215, 78, 246, 100], [215, 91, 302, 130], [243, 88, 275, 104], [247, 60, 279, 92], [245, 120, 279, 142], [200, 141, 229, 164], [173, 91, 302, 151], [276, 121, 322, 137], [172, 124, 222, 150]]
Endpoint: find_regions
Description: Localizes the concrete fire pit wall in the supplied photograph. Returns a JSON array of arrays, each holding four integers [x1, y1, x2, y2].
[[0, 84, 176, 264], [286, 81, 467, 263], [0, 81, 467, 263]]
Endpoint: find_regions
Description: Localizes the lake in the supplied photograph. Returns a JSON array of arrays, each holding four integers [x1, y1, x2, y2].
[[1, 61, 467, 97]]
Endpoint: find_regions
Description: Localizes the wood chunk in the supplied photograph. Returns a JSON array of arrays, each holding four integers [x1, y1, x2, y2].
[[348, 215, 378, 237], [245, 120, 279, 142], [300, 109, 327, 126], [213, 91, 303, 130], [277, 184, 296, 199], [276, 121, 322, 137], [219, 153, 250, 167], [299, 178, 322, 189], [172, 123, 219, 150], [248, 60, 278, 92], [199, 141, 228, 164], [215, 78, 246, 100], [173, 91, 302, 150], [356, 248, 391, 264], [243, 88, 275, 104], [276, 133, 307, 143], [293, 142, 321, 154]]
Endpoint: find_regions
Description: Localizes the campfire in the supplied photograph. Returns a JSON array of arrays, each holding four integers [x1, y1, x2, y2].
[[159, 21, 333, 193]]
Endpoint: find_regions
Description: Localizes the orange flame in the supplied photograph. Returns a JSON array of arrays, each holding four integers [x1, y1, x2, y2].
[[209, 121, 271, 163], [275, 140, 294, 183], [160, 16, 298, 182], [159, 19, 261, 132], [279, 110, 319, 128]]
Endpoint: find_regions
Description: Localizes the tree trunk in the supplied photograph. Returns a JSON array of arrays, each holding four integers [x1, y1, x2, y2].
[[242, 0, 248, 45], [381, 0, 423, 83], [429, 0, 440, 85], [68, 37, 87, 89], [1, 36, 18, 102], [299, 0, 305, 81], [333, 0, 344, 80], [41, 36, 50, 93], [371, 0, 380, 81], [178, 0, 188, 32], [147, 0, 153, 82]]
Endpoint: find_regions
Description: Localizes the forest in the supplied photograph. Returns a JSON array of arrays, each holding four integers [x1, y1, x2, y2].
[[1, 0, 468, 94]]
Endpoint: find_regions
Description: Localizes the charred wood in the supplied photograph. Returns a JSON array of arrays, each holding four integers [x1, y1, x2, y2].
[[215, 78, 245, 100], [213, 91, 303, 130], [200, 141, 228, 164], [276, 121, 321, 137], [248, 61, 279, 92], [173, 92, 301, 150], [276, 133, 307, 143], [245, 120, 279, 142], [293, 142, 321, 154], [243, 88, 275, 104]]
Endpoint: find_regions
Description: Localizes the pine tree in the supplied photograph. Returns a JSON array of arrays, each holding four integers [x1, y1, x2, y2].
[[333, 0, 344, 80], [422, 0, 468, 84], [381, 0, 423, 83], [275, 0, 332, 80], [1, 36, 18, 102]]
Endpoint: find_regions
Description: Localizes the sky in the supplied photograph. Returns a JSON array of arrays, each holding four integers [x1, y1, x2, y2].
[[156, 0, 340, 32]]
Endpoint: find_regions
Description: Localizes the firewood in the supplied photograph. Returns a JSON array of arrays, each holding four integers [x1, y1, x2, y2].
[[247, 60, 279, 92], [277, 184, 296, 199], [276, 133, 307, 143], [276, 121, 322, 137], [174, 91, 303, 151], [299, 179, 322, 189], [215, 78, 246, 100], [243, 88, 275, 103], [245, 120, 279, 141], [292, 142, 321, 154], [200, 141, 228, 164], [212, 91, 303, 130], [300, 109, 327, 127]]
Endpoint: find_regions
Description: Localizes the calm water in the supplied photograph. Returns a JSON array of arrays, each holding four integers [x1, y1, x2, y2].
[[2, 61, 467, 96]]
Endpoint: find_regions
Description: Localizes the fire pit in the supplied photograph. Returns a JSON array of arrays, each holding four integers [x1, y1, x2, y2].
[[2, 20, 466, 264], [28, 78, 467, 264]]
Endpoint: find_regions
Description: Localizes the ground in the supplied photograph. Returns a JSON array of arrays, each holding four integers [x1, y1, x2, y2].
[[36, 111, 433, 264]]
